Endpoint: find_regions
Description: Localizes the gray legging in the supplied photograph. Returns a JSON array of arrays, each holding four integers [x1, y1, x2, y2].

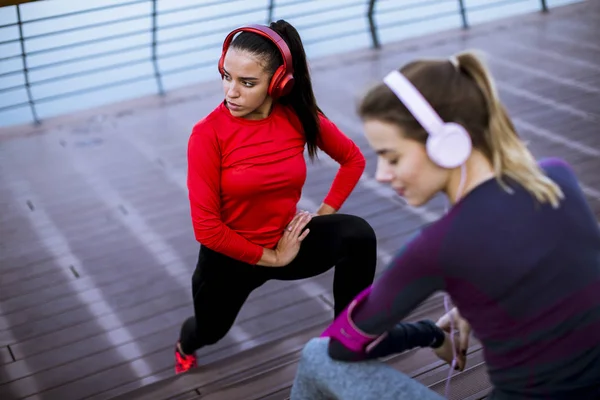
[[290, 337, 445, 400]]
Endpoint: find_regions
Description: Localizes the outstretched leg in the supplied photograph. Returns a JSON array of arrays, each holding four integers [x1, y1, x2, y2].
[[177, 246, 266, 372]]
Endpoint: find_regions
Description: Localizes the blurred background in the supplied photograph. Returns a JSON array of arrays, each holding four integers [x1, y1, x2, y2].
[[0, 0, 582, 128]]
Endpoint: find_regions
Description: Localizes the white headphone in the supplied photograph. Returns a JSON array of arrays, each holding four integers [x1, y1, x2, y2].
[[383, 70, 472, 169]]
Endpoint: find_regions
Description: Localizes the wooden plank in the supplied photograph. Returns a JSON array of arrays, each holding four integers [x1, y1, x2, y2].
[[0, 250, 178, 326], [0, 226, 143, 299], [7, 270, 333, 362], [85, 370, 175, 400], [427, 356, 492, 400], [10, 229, 192, 287], [0, 221, 134, 277], [115, 328, 318, 400], [493, 32, 600, 71], [0, 346, 14, 365], [111, 293, 447, 400], [0, 267, 191, 339], [4, 212, 124, 253], [107, 317, 330, 400], [463, 388, 494, 400], [197, 361, 300, 400], [255, 387, 291, 400], [2, 264, 330, 396], [0, 250, 60, 287], [0, 243, 195, 310], [0, 297, 331, 400], [0, 244, 183, 303], [4, 291, 190, 365], [166, 391, 203, 400], [6, 263, 312, 355]]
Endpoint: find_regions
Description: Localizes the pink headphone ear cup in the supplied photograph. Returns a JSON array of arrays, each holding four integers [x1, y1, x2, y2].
[[426, 123, 472, 169]]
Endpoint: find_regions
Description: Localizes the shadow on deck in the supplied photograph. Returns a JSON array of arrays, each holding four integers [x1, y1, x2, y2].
[[1, 1, 599, 399]]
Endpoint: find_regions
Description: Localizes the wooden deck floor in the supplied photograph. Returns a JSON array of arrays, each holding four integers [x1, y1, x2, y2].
[[1, 1, 599, 399]]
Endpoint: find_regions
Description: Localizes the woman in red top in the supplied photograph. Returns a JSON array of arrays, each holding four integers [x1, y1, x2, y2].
[[175, 19, 377, 373]]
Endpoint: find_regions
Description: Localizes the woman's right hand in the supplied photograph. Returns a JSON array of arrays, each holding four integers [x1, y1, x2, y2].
[[433, 331, 467, 371], [436, 307, 472, 357], [274, 211, 312, 266]]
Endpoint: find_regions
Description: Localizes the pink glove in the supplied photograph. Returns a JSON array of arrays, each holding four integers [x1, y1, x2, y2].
[[321, 285, 386, 354]]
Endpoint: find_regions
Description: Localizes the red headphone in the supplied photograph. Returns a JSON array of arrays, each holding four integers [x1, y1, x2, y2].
[[218, 24, 295, 99]]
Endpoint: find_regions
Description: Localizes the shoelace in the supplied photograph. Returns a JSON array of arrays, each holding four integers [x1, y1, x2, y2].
[[444, 164, 467, 398], [444, 294, 458, 399]]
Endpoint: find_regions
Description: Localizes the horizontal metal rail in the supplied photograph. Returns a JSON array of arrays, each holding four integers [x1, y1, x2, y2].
[[0, 0, 553, 125]]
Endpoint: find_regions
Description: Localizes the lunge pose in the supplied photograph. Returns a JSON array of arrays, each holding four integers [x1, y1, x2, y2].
[[175, 20, 379, 374]]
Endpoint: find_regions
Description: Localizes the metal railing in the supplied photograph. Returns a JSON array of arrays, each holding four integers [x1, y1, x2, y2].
[[0, 0, 551, 125]]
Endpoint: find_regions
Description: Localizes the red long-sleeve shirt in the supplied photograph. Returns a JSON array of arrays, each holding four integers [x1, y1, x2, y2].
[[187, 102, 365, 265]]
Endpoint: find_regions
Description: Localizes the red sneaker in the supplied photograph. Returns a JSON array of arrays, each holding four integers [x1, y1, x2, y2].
[[175, 342, 198, 374]]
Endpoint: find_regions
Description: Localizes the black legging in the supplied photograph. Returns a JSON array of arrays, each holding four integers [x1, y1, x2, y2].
[[179, 213, 377, 354]]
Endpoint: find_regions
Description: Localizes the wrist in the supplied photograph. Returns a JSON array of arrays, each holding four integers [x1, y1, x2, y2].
[[257, 248, 281, 267], [321, 286, 377, 354], [422, 320, 446, 348], [316, 203, 337, 216]]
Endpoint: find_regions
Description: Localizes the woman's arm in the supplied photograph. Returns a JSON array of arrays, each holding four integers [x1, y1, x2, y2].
[[324, 230, 445, 360], [361, 320, 445, 360], [315, 115, 365, 211], [315, 203, 337, 216], [188, 124, 279, 266]]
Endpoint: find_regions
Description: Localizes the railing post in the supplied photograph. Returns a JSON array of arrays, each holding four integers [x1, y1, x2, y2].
[[266, 0, 275, 24], [367, 0, 380, 49], [457, 0, 469, 29], [151, 0, 164, 95], [540, 0, 548, 13], [16, 4, 39, 124]]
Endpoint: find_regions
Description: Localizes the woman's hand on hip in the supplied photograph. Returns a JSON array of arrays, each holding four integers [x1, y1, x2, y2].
[[274, 211, 312, 266]]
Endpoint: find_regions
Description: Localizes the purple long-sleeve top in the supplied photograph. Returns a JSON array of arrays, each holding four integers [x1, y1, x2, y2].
[[330, 158, 600, 399]]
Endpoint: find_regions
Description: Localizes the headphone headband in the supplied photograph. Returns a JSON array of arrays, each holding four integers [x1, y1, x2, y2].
[[219, 24, 295, 98], [383, 70, 444, 137], [382, 69, 472, 169]]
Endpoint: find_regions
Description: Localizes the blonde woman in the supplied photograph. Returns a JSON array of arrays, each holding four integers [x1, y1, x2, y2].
[[290, 51, 600, 400]]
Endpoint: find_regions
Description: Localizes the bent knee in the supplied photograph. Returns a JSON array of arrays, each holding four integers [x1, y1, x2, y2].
[[342, 214, 376, 241]]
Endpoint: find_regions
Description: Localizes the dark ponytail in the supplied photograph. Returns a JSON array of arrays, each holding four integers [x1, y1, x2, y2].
[[231, 19, 322, 160]]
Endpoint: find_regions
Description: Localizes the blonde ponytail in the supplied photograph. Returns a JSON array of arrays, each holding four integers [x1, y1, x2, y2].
[[455, 50, 564, 208]]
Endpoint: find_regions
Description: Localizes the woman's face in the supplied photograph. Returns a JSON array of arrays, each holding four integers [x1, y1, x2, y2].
[[221, 48, 273, 120], [363, 118, 449, 207]]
